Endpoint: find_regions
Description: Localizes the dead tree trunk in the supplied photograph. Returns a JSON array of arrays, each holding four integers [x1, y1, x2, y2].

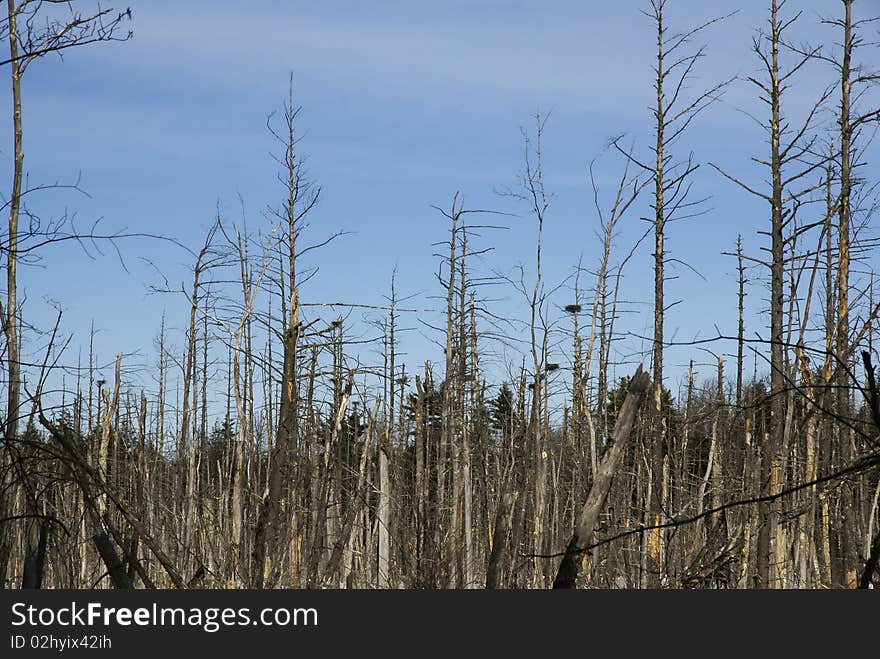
[[553, 366, 651, 588]]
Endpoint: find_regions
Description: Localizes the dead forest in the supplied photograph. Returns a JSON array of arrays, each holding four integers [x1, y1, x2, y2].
[[2, 1, 880, 590]]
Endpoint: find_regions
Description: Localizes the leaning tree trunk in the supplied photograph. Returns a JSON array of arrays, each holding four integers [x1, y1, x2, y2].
[[553, 366, 651, 588]]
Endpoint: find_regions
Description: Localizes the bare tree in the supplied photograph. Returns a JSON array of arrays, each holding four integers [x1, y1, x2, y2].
[[1, 0, 131, 590], [614, 0, 732, 587], [711, 0, 831, 587]]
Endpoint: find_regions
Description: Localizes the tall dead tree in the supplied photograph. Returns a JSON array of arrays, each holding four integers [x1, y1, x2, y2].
[[817, 0, 880, 588], [617, 0, 731, 586], [736, 235, 747, 409], [1, 0, 131, 590], [712, 0, 830, 587], [435, 193, 485, 587], [252, 79, 319, 588], [587, 147, 649, 452], [377, 272, 397, 588], [505, 115, 553, 587], [176, 222, 220, 573], [205, 221, 272, 586]]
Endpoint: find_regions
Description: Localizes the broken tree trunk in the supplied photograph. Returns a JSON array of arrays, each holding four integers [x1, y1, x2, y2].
[[553, 365, 651, 588]]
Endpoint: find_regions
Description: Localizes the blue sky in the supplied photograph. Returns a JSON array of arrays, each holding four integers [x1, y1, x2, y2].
[[3, 0, 878, 406]]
